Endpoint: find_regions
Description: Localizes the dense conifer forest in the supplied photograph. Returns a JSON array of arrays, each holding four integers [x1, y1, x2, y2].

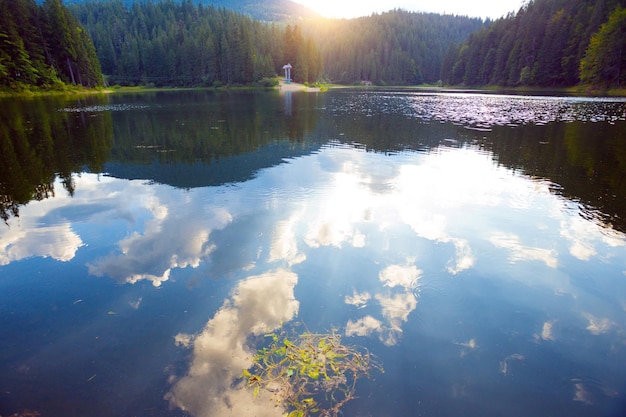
[[66, 1, 482, 87], [64, 0, 321, 21], [305, 11, 485, 85], [1, 0, 625, 91], [68, 0, 322, 86], [441, 0, 626, 88], [0, 0, 102, 90]]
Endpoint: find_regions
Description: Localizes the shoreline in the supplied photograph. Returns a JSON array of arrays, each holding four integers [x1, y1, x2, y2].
[[277, 79, 321, 93], [2, 83, 624, 98]]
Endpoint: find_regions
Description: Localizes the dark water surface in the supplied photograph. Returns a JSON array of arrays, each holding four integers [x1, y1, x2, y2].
[[1, 89, 625, 417]]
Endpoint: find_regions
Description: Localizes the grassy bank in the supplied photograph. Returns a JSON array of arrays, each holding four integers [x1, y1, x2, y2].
[[0, 85, 107, 98]]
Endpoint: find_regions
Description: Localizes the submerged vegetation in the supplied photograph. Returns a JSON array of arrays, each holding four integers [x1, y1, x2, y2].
[[244, 327, 382, 417]]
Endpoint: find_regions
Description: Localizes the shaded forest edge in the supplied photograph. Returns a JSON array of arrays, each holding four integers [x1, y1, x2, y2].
[[1, 0, 625, 94], [0, 0, 103, 93], [441, 0, 626, 93]]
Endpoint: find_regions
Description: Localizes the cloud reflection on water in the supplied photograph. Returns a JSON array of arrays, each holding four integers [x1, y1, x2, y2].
[[166, 269, 299, 417], [87, 198, 232, 286], [70, 142, 623, 302], [0, 222, 83, 265], [3, 138, 626, 398]]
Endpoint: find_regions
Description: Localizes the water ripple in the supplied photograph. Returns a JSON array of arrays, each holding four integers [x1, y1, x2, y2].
[[59, 103, 150, 113], [329, 92, 626, 129]]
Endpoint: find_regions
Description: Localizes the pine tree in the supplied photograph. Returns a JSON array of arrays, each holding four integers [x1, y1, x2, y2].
[[580, 6, 626, 87]]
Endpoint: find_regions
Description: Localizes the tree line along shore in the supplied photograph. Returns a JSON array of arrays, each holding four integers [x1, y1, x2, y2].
[[1, 0, 624, 94]]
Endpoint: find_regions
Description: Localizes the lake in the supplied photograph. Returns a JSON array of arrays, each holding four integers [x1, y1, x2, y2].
[[1, 89, 625, 417]]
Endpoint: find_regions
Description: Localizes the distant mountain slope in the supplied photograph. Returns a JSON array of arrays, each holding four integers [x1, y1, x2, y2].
[[62, 0, 320, 21]]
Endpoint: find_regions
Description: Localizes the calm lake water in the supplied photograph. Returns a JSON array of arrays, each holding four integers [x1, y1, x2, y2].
[[1, 89, 626, 417]]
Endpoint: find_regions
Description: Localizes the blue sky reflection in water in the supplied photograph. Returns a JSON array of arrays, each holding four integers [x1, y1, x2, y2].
[[0, 91, 626, 417]]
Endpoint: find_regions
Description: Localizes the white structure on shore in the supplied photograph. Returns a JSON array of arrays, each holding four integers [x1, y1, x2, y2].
[[282, 63, 292, 84]]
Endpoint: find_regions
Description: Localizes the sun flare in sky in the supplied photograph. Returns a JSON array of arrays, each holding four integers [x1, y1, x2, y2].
[[293, 0, 525, 19]]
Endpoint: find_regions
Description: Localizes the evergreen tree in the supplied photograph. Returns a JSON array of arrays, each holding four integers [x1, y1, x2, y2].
[[443, 0, 625, 88], [0, 0, 101, 90], [580, 6, 626, 87]]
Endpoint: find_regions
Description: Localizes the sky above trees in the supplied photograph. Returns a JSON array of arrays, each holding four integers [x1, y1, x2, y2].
[[293, 0, 525, 19]]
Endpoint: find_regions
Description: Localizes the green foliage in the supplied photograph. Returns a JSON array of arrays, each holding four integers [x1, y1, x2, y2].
[[580, 6, 626, 88], [0, 0, 102, 91], [64, 0, 321, 22], [256, 77, 279, 88], [70, 2, 321, 86], [442, 0, 626, 88], [244, 328, 382, 417], [306, 11, 484, 85], [71, 3, 479, 87]]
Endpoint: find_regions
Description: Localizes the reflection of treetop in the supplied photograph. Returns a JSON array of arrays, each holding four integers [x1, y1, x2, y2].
[[244, 327, 382, 417]]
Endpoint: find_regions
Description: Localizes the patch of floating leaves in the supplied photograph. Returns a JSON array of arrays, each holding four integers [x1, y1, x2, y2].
[[243, 327, 382, 417]]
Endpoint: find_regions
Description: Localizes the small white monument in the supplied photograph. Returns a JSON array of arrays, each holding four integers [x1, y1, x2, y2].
[[282, 63, 292, 84]]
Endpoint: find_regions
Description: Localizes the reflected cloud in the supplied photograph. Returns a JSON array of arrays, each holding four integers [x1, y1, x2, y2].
[[345, 290, 371, 308], [560, 216, 626, 261], [375, 292, 418, 346], [379, 264, 422, 290], [571, 378, 620, 405], [88, 202, 232, 286], [345, 261, 421, 345], [0, 222, 83, 265], [377, 292, 417, 326], [583, 313, 614, 335], [573, 382, 593, 405], [456, 338, 478, 349], [0, 179, 87, 265], [447, 238, 474, 274], [489, 232, 558, 268], [540, 320, 556, 341], [345, 263, 419, 346], [499, 353, 524, 376], [166, 269, 299, 417], [269, 214, 306, 266], [455, 338, 478, 357], [345, 315, 383, 337]]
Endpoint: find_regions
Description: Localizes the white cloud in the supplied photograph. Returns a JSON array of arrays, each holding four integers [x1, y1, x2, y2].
[[540, 320, 556, 341], [379, 264, 422, 290], [345, 290, 371, 308], [489, 232, 558, 268], [88, 201, 232, 286], [560, 216, 626, 261], [345, 315, 383, 337], [583, 313, 614, 335], [166, 269, 299, 417], [375, 292, 418, 346], [268, 214, 307, 266], [573, 382, 593, 405], [0, 179, 86, 265], [499, 353, 524, 376], [377, 292, 417, 325], [0, 223, 83, 265]]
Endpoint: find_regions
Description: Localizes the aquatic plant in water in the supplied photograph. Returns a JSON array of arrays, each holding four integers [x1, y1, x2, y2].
[[243, 327, 382, 417]]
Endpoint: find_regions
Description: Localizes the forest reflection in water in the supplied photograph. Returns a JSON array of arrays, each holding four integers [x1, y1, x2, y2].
[[0, 90, 625, 417]]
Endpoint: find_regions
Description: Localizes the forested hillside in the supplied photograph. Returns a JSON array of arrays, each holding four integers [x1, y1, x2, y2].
[[8, 0, 623, 90], [306, 11, 485, 85], [71, 1, 484, 87], [0, 0, 103, 90], [69, 1, 321, 86], [441, 0, 626, 88], [64, 0, 320, 21]]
